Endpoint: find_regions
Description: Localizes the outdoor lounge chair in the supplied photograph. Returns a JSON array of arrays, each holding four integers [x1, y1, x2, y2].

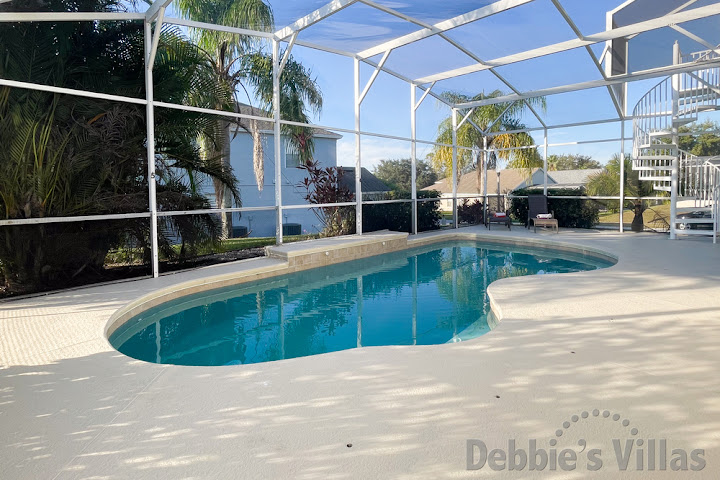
[[527, 194, 558, 233], [486, 211, 511, 230]]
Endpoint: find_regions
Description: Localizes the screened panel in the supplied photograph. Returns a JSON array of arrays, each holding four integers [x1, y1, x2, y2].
[[295, 2, 423, 54], [443, 0, 578, 61]]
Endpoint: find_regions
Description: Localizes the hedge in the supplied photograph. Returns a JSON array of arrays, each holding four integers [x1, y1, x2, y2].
[[363, 190, 442, 233], [510, 188, 600, 229]]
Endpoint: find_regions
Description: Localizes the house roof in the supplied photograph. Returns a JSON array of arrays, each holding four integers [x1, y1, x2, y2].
[[547, 169, 603, 187], [339, 167, 391, 193], [428, 168, 544, 195], [233, 103, 342, 139]]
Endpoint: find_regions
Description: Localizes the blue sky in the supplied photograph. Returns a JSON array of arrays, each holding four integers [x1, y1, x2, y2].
[[263, 0, 720, 170], [162, 0, 720, 170]]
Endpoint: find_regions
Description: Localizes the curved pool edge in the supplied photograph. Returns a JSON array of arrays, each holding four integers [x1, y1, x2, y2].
[[104, 231, 618, 348]]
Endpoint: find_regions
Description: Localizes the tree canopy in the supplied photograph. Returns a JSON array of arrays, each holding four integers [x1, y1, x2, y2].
[[431, 90, 545, 181], [678, 121, 720, 156], [547, 154, 601, 171], [373, 158, 438, 191]]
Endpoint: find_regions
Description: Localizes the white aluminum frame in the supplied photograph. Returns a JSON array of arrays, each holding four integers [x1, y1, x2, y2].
[[2, 0, 719, 281]]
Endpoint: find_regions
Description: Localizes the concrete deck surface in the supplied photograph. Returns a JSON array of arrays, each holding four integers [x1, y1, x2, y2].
[[1, 227, 720, 479]]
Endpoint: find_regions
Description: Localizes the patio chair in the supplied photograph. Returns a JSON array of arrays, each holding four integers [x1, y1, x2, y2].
[[486, 211, 511, 230], [527, 194, 558, 233]]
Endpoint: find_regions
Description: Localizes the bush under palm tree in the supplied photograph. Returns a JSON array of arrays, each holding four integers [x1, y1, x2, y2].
[[0, 0, 241, 293]]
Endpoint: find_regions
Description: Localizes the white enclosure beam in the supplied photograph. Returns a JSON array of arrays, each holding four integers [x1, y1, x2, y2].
[[411, 84, 418, 235], [543, 129, 548, 196], [484, 103, 515, 133], [455, 57, 720, 109], [0, 12, 145, 22], [452, 109, 458, 229], [415, 81, 436, 110], [415, 3, 720, 84], [289, 37, 454, 109], [354, 58, 363, 235], [146, 0, 173, 22], [147, 7, 165, 71], [670, 24, 720, 56], [550, 0, 624, 119], [619, 120, 625, 233], [278, 32, 298, 75], [358, 49, 391, 104], [164, 16, 274, 39], [489, 69, 548, 128], [144, 21, 160, 278], [275, 0, 358, 40], [154, 101, 273, 123], [358, 0, 546, 127], [273, 39, 284, 245], [467, 118, 485, 137], [357, 0, 534, 59], [0, 77, 147, 105], [456, 107, 476, 130], [359, 0, 434, 30]]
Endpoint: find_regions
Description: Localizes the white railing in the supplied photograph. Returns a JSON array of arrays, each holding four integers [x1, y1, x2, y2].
[[632, 48, 720, 195], [680, 49, 720, 64], [632, 76, 673, 157], [632, 48, 720, 240], [714, 185, 719, 243]]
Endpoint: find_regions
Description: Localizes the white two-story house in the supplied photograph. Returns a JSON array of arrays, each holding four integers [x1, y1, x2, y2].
[[206, 104, 341, 237]]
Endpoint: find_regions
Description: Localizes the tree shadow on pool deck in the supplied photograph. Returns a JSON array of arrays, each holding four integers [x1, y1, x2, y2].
[[2, 305, 720, 480]]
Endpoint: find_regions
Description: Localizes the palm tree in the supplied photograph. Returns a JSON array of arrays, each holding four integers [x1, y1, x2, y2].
[[431, 91, 545, 194], [586, 153, 656, 217], [0, 0, 241, 293], [175, 0, 323, 237]]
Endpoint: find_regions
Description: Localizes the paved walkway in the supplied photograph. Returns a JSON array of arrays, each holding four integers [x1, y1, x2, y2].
[[1, 227, 720, 479]]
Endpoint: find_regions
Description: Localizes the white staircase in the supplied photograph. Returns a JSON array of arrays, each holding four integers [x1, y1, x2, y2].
[[631, 46, 720, 243]]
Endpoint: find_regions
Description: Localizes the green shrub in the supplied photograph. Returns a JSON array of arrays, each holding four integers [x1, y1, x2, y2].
[[510, 188, 600, 229], [363, 190, 442, 233], [458, 199, 484, 224]]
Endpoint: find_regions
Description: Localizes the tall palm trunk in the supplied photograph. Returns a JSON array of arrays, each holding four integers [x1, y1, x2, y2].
[[210, 118, 233, 238]]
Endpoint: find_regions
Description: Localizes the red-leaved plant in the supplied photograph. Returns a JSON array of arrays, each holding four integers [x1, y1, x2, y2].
[[298, 159, 355, 236]]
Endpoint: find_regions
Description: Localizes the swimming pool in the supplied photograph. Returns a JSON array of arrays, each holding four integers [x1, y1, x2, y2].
[[109, 241, 613, 366]]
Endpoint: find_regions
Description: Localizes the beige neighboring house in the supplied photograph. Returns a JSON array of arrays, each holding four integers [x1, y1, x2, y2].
[[428, 168, 548, 210]]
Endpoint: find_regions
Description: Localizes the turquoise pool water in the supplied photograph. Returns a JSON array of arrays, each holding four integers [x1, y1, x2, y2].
[[110, 242, 613, 366]]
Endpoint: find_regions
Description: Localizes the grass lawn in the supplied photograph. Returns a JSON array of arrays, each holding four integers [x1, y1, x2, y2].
[[219, 234, 320, 252], [598, 204, 670, 225], [106, 234, 321, 266]]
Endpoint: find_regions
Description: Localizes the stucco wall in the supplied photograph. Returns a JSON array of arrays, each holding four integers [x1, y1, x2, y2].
[[206, 131, 339, 237]]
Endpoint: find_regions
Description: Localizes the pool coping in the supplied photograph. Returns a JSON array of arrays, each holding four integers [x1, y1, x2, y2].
[[104, 229, 618, 343]]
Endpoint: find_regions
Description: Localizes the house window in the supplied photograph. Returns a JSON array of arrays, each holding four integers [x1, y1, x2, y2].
[[285, 151, 302, 168]]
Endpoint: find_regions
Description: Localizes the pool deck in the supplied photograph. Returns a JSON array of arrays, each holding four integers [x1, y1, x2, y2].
[[2, 227, 720, 479]]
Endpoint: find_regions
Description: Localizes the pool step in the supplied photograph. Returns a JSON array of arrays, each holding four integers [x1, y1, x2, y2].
[[266, 231, 410, 271]]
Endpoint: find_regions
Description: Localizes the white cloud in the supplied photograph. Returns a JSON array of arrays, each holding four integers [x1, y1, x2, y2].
[[336, 138, 414, 170]]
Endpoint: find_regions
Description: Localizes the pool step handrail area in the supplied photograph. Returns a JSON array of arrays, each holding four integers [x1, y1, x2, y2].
[[631, 44, 720, 243]]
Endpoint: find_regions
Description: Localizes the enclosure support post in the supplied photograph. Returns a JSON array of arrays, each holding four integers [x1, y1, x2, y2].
[[354, 58, 363, 235], [619, 120, 626, 232], [543, 128, 549, 196], [273, 39, 284, 245], [670, 41, 681, 240], [410, 84, 418, 235], [483, 136, 488, 223], [357, 275, 363, 347], [144, 20, 160, 278], [452, 109, 458, 229]]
